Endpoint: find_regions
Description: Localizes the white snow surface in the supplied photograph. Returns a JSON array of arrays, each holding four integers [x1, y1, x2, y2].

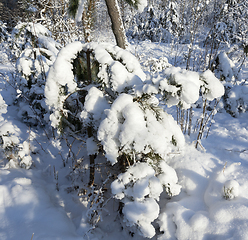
[[0, 169, 83, 240], [0, 40, 248, 240]]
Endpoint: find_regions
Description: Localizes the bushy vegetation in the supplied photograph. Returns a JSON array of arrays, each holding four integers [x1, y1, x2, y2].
[[0, 0, 247, 238]]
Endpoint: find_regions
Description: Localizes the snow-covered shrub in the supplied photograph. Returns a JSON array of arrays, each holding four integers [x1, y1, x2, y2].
[[98, 93, 184, 165], [143, 58, 224, 110], [213, 52, 240, 82], [19, 0, 83, 45], [220, 0, 248, 45], [45, 41, 145, 133], [127, 1, 183, 44], [11, 22, 61, 59], [213, 51, 248, 117], [223, 84, 248, 117], [111, 161, 181, 238], [13, 22, 61, 125], [143, 56, 171, 73], [128, 6, 170, 43], [200, 70, 225, 101], [223, 179, 240, 200], [0, 95, 19, 161], [159, 1, 182, 40], [45, 41, 186, 237], [0, 21, 11, 64], [0, 133, 34, 170], [0, 94, 33, 169], [205, 22, 230, 50], [142, 56, 224, 144]]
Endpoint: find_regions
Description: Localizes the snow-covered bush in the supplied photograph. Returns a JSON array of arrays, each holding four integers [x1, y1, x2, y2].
[[213, 52, 240, 82], [223, 179, 240, 200], [11, 22, 61, 59], [0, 93, 33, 169], [142, 56, 224, 145], [13, 23, 61, 125], [18, 0, 83, 45], [0, 95, 19, 161], [143, 57, 224, 110], [0, 21, 11, 64], [220, 0, 248, 45], [45, 41, 224, 237], [111, 161, 181, 238], [45, 41, 185, 237], [45, 41, 145, 133], [98, 93, 184, 165], [223, 84, 248, 117], [205, 22, 230, 50], [159, 1, 182, 40], [213, 51, 248, 117], [128, 6, 170, 43]]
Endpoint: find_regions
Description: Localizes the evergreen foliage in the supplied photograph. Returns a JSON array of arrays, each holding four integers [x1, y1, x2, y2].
[[0, 0, 247, 238]]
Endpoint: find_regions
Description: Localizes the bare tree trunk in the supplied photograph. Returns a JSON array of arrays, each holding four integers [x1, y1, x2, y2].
[[88, 125, 96, 187], [104, 0, 128, 49]]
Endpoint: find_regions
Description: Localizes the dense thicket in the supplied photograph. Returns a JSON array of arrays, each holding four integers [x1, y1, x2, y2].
[[0, 0, 247, 238]]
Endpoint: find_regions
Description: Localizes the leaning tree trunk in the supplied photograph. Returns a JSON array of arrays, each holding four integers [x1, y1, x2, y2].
[[104, 0, 128, 49]]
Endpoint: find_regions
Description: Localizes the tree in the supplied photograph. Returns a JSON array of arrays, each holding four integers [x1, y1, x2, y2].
[[17, 0, 83, 45], [104, 0, 128, 48], [44, 40, 224, 235], [68, 0, 139, 48]]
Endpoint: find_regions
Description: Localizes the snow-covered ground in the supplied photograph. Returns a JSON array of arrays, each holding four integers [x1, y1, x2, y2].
[[0, 40, 248, 240]]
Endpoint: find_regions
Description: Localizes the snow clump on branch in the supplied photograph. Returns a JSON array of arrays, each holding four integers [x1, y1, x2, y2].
[[111, 161, 181, 238]]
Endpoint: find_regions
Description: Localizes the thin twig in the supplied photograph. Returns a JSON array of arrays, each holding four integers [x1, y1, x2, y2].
[[31, 233, 34, 240]]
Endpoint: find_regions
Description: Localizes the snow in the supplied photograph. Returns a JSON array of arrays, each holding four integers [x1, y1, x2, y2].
[[75, 0, 86, 23], [0, 169, 84, 240], [98, 93, 185, 165], [45, 42, 146, 129], [222, 179, 240, 200], [111, 162, 163, 238], [81, 86, 109, 122], [1, 25, 248, 240], [137, 0, 147, 13], [45, 41, 84, 110], [200, 69, 225, 101], [86, 137, 98, 155], [142, 60, 224, 109], [123, 198, 159, 238]]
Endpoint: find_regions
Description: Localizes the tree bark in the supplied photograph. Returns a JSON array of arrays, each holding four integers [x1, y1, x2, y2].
[[104, 0, 128, 49], [87, 125, 96, 187]]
